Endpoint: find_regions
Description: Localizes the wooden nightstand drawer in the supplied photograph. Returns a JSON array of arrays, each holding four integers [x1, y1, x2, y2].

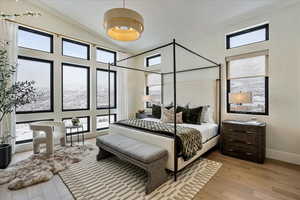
[[221, 120, 266, 163], [224, 132, 258, 146]]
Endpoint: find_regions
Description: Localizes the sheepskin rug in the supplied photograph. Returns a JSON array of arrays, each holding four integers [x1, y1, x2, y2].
[[0, 145, 93, 190]]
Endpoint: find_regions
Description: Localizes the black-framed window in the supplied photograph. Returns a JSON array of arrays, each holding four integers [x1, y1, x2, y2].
[[62, 38, 90, 60], [226, 52, 269, 115], [62, 63, 90, 111], [226, 24, 269, 49], [96, 48, 116, 64], [16, 56, 54, 114], [146, 54, 161, 67], [96, 69, 117, 109], [96, 114, 117, 131], [62, 116, 90, 135], [18, 26, 53, 53], [16, 119, 54, 144], [146, 73, 161, 108]]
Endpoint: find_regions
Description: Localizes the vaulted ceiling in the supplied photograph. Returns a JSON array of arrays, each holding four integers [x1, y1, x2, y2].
[[31, 0, 299, 52]]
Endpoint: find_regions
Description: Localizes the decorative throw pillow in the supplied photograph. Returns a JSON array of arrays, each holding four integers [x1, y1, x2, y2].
[[176, 105, 190, 123], [160, 107, 183, 123], [186, 106, 203, 124], [152, 104, 161, 119], [152, 103, 174, 119]]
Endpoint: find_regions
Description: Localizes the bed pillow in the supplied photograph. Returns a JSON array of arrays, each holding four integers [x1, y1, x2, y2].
[[186, 106, 203, 124], [152, 103, 174, 119], [200, 105, 215, 123], [176, 105, 190, 123], [152, 104, 161, 119], [161, 107, 183, 123]]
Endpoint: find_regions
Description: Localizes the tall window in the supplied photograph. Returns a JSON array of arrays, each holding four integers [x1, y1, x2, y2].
[[226, 51, 269, 115], [62, 116, 90, 134], [16, 56, 53, 113], [18, 26, 53, 53], [16, 119, 53, 144], [146, 54, 161, 67], [96, 69, 117, 109], [62, 63, 90, 111], [226, 24, 269, 49], [96, 48, 116, 64], [96, 114, 116, 130], [146, 73, 161, 107], [62, 38, 90, 60]]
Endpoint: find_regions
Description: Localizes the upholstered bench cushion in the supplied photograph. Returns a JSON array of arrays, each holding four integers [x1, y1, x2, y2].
[[96, 134, 167, 164]]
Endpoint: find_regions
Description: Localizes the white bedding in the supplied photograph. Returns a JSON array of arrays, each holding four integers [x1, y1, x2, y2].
[[141, 117, 218, 144]]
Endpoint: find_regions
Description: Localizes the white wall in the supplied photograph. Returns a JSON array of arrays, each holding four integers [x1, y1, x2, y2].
[[133, 3, 300, 164], [1, 0, 136, 152]]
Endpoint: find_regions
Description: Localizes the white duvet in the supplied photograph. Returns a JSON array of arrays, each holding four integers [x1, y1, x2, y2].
[[142, 118, 218, 144]]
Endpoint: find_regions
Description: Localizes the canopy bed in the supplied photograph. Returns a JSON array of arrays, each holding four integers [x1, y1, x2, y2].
[[106, 39, 221, 181]]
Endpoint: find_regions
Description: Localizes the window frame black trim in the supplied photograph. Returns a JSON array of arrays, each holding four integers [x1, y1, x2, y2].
[[16, 119, 54, 144], [16, 56, 54, 114], [226, 77, 269, 115], [96, 47, 117, 64], [18, 26, 54, 53], [96, 68, 117, 110], [61, 63, 90, 112], [62, 38, 90, 60], [62, 116, 90, 135], [96, 114, 117, 131], [226, 24, 269, 49], [146, 54, 161, 67]]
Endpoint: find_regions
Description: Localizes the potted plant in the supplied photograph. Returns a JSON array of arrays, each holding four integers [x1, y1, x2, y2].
[[0, 44, 36, 169]]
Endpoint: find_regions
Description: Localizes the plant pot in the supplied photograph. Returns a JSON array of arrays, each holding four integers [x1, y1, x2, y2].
[[0, 144, 12, 169]]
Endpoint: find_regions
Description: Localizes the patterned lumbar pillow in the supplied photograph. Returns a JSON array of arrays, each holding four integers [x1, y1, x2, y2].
[[161, 107, 183, 123]]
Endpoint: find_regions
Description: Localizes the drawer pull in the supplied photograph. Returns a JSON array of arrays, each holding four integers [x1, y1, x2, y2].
[[246, 152, 253, 156], [228, 149, 234, 152], [246, 131, 256, 134]]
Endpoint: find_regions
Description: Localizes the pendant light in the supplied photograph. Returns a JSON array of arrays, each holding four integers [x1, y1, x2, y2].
[[103, 0, 144, 41]]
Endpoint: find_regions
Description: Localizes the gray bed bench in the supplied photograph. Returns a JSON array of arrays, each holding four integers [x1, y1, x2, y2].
[[96, 134, 168, 194]]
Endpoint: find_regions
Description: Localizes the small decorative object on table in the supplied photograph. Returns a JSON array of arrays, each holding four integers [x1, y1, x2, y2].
[[71, 117, 80, 126], [221, 120, 266, 163]]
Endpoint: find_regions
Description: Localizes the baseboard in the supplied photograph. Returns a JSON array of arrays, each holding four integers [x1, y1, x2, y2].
[[266, 148, 300, 165]]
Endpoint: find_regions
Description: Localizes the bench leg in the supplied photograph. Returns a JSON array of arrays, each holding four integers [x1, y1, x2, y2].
[[97, 147, 112, 161], [146, 158, 168, 194]]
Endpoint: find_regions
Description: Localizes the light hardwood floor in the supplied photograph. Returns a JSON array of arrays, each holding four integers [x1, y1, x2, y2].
[[1, 140, 299, 200]]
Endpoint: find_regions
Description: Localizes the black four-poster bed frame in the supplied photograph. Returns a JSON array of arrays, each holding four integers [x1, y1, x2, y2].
[[107, 39, 221, 181]]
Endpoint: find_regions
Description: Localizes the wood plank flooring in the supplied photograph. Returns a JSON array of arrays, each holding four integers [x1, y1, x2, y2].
[[1, 140, 299, 200]]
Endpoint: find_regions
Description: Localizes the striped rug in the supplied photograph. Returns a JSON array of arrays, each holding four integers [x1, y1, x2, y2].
[[59, 151, 222, 200]]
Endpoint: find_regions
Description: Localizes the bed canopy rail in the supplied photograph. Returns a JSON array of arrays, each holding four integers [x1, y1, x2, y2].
[[107, 39, 221, 181]]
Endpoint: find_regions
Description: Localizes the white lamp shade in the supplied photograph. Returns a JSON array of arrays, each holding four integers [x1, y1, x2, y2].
[[104, 8, 144, 41], [142, 95, 152, 102], [229, 92, 253, 104]]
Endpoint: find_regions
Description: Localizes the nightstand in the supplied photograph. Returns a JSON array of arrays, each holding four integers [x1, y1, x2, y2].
[[221, 120, 266, 163], [136, 113, 152, 119]]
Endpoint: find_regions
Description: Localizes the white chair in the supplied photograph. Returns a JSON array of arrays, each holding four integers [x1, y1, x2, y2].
[[30, 121, 66, 155]]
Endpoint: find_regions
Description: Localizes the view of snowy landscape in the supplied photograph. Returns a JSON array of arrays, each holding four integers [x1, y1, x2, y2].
[[63, 64, 89, 110], [96, 115, 116, 130], [228, 55, 266, 113], [97, 70, 116, 108], [16, 58, 52, 112]]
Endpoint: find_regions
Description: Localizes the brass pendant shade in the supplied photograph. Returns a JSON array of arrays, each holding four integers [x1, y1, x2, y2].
[[104, 8, 144, 41]]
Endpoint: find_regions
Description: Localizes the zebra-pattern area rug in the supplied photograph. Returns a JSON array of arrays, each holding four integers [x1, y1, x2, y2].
[[59, 153, 222, 200]]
